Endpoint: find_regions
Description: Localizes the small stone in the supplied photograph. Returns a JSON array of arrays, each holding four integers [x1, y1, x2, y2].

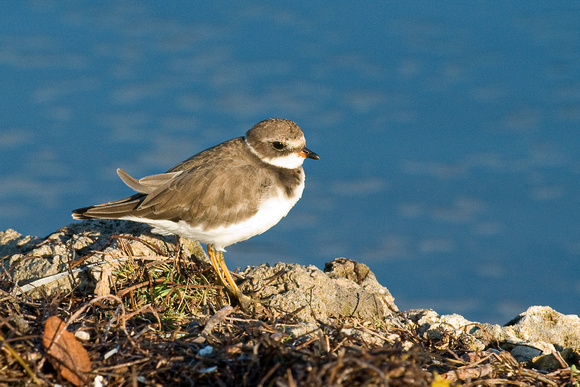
[[198, 345, 213, 356], [532, 353, 564, 372], [511, 345, 543, 362], [75, 330, 91, 342]]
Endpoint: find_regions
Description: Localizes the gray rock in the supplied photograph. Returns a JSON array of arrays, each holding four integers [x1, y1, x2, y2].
[[405, 306, 580, 368], [501, 306, 580, 349], [486, 306, 580, 366], [0, 228, 41, 257], [531, 347, 578, 372], [324, 258, 396, 306], [405, 309, 486, 351], [1, 220, 205, 298], [510, 345, 544, 363], [240, 258, 399, 323]]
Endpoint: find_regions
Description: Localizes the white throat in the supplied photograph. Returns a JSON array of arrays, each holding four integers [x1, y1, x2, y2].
[[245, 138, 305, 169]]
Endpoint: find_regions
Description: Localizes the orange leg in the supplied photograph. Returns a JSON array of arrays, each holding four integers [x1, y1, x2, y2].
[[207, 244, 228, 290], [206, 244, 252, 310]]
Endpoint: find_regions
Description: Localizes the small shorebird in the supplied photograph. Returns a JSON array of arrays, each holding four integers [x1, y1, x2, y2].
[[72, 118, 319, 308]]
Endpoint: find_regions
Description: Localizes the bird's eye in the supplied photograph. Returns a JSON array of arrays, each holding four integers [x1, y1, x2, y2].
[[272, 141, 285, 150]]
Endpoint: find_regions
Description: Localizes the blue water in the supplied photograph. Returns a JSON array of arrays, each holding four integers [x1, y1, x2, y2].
[[1, 1, 579, 324]]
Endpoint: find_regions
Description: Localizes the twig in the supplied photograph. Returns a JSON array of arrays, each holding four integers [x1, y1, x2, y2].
[[202, 305, 234, 336], [257, 362, 280, 387], [0, 332, 43, 385]]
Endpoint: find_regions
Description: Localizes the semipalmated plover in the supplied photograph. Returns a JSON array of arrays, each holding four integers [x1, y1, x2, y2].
[[72, 118, 319, 308]]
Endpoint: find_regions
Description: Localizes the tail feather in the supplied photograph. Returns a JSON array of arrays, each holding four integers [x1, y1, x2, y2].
[[117, 168, 182, 194], [72, 194, 145, 220]]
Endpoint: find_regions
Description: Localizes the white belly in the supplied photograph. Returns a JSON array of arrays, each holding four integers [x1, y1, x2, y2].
[[122, 181, 304, 251]]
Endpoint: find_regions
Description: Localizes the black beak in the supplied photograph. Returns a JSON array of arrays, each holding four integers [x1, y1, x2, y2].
[[299, 147, 320, 160]]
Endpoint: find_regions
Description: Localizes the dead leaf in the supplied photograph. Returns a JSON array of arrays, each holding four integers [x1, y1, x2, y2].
[[43, 316, 91, 386]]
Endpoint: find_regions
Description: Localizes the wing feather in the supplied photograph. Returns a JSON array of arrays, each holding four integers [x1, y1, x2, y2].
[[73, 137, 280, 228], [135, 157, 271, 228], [117, 168, 182, 194]]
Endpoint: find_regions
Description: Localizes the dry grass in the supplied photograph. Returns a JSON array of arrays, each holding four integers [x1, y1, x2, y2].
[[1, 236, 579, 386]]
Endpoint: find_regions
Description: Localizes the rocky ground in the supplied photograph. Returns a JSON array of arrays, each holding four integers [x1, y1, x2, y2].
[[1, 220, 579, 386]]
